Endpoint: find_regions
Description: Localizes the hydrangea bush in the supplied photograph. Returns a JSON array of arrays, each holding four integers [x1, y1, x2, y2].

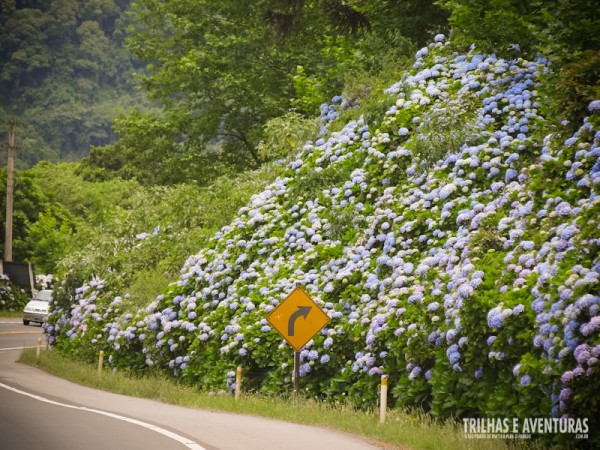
[[0, 274, 30, 311], [46, 36, 599, 439]]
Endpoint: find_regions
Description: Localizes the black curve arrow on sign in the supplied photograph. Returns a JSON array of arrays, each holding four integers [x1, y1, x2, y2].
[[288, 306, 312, 336]]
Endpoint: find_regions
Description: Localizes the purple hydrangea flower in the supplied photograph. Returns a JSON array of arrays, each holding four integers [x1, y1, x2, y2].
[[487, 307, 504, 329], [582, 316, 600, 336], [520, 375, 531, 386], [587, 100, 600, 112], [409, 366, 422, 380]]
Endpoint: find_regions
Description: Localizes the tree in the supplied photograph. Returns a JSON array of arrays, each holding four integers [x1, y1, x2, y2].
[[27, 207, 73, 274], [438, 0, 600, 127], [125, 1, 300, 170], [0, 167, 48, 262], [0, 6, 51, 94], [439, 0, 599, 57], [100, 0, 448, 185]]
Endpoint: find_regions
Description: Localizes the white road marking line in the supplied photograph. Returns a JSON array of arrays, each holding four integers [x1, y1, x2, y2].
[[0, 382, 206, 450]]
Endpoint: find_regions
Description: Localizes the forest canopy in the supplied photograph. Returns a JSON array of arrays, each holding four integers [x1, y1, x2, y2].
[[79, 0, 450, 185]]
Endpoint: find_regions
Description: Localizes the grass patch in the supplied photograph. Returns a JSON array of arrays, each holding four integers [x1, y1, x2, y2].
[[19, 349, 538, 450], [0, 311, 23, 318]]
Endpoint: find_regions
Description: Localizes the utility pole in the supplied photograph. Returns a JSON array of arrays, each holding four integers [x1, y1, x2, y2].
[[4, 121, 15, 261]]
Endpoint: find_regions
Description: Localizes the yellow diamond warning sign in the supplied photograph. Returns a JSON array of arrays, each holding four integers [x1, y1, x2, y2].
[[267, 286, 330, 351]]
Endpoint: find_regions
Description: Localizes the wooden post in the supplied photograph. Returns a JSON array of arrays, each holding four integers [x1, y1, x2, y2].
[[4, 122, 15, 261], [36, 338, 41, 358], [293, 350, 300, 394]]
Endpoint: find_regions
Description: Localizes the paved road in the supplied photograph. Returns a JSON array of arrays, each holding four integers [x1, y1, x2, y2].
[[0, 385, 192, 450], [0, 318, 44, 350], [0, 319, 189, 450], [0, 318, 383, 450]]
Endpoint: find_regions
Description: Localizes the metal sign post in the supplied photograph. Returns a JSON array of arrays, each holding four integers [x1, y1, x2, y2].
[[267, 284, 330, 393], [293, 350, 301, 394]]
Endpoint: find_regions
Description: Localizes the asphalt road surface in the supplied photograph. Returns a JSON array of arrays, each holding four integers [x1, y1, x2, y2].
[[0, 317, 44, 350], [0, 318, 383, 450]]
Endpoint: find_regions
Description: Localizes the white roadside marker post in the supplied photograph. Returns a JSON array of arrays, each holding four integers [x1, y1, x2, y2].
[[235, 366, 242, 400], [380, 374, 388, 424], [98, 350, 104, 375]]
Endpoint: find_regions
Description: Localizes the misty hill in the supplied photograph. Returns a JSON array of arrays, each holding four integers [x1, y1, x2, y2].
[[0, 0, 141, 166]]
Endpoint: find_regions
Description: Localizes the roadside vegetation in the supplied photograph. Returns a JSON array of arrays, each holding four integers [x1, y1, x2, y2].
[[1, 1, 598, 449], [0, 311, 23, 318], [19, 348, 537, 450]]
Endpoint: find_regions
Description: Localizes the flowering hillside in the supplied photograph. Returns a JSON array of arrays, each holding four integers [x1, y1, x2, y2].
[[46, 36, 600, 433]]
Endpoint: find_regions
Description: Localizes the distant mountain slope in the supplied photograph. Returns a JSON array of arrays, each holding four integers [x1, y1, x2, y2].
[[0, 0, 140, 166], [48, 36, 599, 444]]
